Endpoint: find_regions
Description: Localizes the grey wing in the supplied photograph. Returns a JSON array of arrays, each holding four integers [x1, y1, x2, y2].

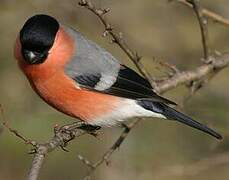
[[64, 26, 120, 90], [64, 26, 176, 105]]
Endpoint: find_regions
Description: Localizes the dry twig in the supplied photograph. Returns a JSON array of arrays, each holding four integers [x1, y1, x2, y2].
[[176, 0, 229, 27], [77, 1, 229, 179], [78, 0, 156, 87], [0, 103, 35, 145], [189, 0, 210, 60], [27, 122, 93, 180], [79, 120, 139, 179], [156, 53, 229, 93]]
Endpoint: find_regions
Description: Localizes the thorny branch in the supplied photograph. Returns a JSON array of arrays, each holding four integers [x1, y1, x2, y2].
[[1, 0, 229, 180]]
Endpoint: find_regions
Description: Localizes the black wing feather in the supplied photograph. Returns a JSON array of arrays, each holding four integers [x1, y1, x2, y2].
[[118, 65, 152, 88], [70, 65, 176, 105], [72, 74, 101, 88]]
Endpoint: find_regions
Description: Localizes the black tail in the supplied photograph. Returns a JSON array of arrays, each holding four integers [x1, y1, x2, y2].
[[138, 100, 222, 140]]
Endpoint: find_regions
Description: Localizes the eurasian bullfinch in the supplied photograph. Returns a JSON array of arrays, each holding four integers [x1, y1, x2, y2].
[[14, 14, 222, 139]]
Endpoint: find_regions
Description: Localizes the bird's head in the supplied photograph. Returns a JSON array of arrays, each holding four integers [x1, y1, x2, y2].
[[19, 14, 59, 64]]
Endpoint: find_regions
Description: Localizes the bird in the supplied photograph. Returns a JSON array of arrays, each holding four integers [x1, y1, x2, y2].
[[14, 14, 222, 140]]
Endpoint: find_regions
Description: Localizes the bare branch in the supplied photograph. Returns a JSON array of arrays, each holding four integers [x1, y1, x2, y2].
[[2, 1, 229, 180], [76, 2, 229, 178], [158, 61, 180, 76], [77, 2, 159, 179], [155, 53, 229, 93], [189, 0, 210, 60], [0, 103, 35, 145], [27, 146, 46, 180], [78, 0, 156, 88], [27, 122, 94, 180], [79, 120, 139, 179], [25, 1, 229, 179], [176, 0, 229, 27]]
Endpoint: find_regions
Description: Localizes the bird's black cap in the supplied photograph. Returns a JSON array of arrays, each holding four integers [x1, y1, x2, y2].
[[20, 14, 59, 64]]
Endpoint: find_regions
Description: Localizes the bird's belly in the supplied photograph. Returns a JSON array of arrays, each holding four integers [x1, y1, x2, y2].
[[29, 73, 121, 123]]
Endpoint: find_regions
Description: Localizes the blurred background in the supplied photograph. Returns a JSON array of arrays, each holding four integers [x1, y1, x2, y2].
[[1, 0, 229, 179]]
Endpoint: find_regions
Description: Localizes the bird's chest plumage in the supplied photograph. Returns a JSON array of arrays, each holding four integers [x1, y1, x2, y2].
[[24, 67, 120, 122]]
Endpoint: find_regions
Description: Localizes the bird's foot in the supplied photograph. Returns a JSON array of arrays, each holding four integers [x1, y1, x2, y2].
[[78, 124, 101, 138]]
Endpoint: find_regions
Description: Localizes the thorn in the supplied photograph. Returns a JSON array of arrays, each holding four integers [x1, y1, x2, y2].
[[53, 123, 60, 133], [78, 0, 87, 6], [135, 52, 142, 62], [214, 50, 222, 56], [60, 145, 70, 152], [96, 9, 104, 15], [89, 131, 100, 139], [28, 148, 37, 154], [25, 139, 37, 147], [54, 124, 59, 128], [105, 25, 113, 31], [105, 158, 111, 166], [78, 154, 83, 160], [103, 8, 110, 14], [102, 30, 109, 37], [78, 154, 94, 169], [119, 32, 123, 39], [201, 55, 214, 64], [53, 124, 60, 129], [109, 39, 115, 44], [202, 18, 208, 25], [96, 8, 110, 15]]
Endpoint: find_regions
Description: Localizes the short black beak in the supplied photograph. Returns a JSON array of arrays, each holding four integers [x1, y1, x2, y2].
[[22, 49, 48, 64]]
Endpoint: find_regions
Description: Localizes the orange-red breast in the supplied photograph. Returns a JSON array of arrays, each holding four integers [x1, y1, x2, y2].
[[14, 14, 222, 139]]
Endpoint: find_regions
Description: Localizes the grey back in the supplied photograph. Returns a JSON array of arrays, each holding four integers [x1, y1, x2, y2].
[[64, 26, 121, 90]]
